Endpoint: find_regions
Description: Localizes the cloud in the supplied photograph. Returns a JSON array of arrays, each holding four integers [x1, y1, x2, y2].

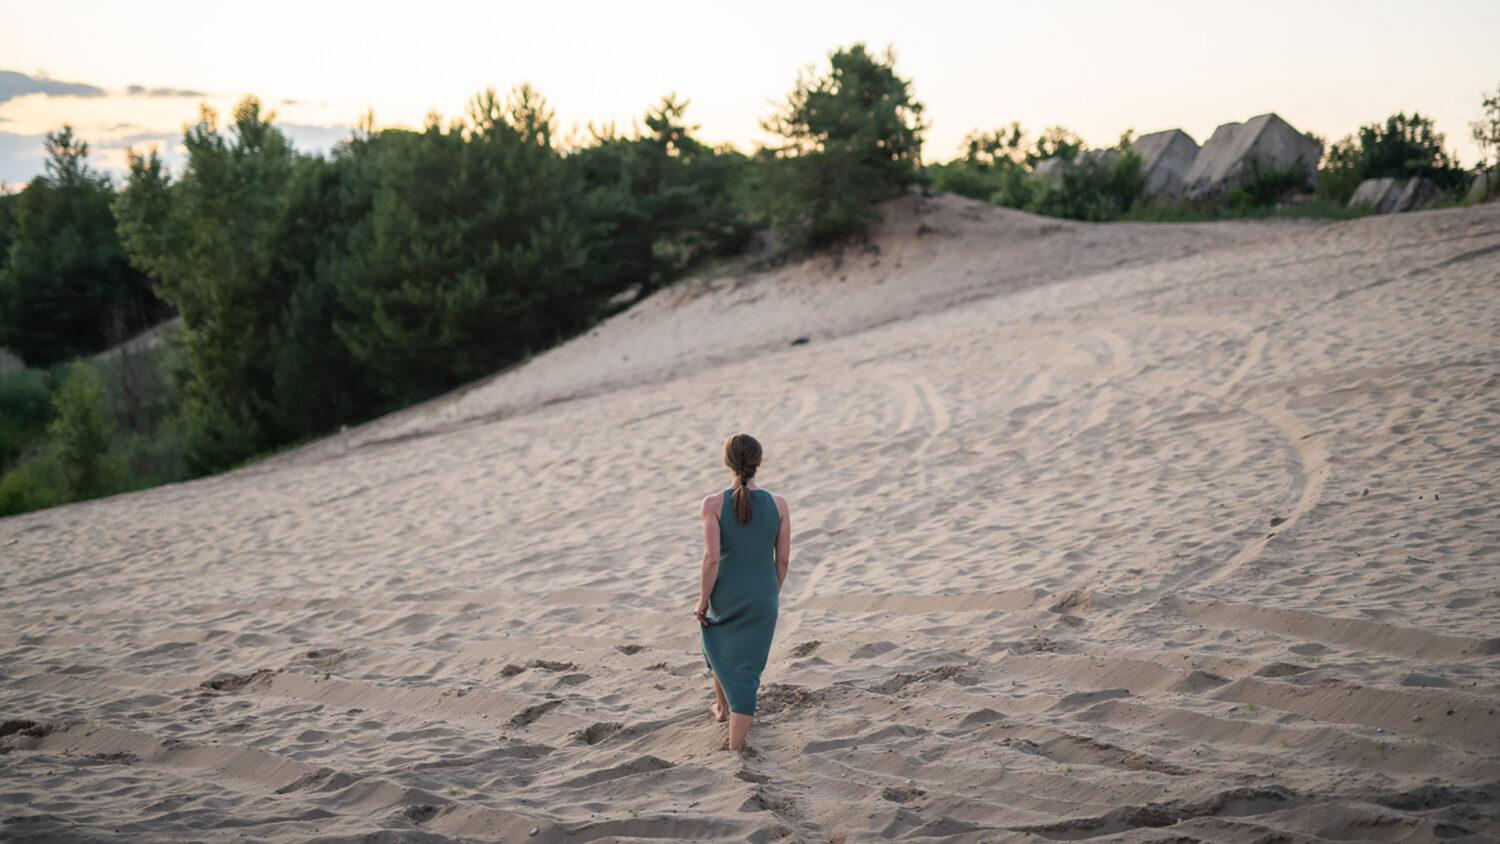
[[0, 70, 211, 107], [279, 122, 353, 150], [94, 130, 182, 150], [0, 70, 105, 104], [0, 69, 348, 184], [126, 83, 209, 98], [0, 129, 49, 186], [0, 120, 354, 186], [90, 123, 351, 153]]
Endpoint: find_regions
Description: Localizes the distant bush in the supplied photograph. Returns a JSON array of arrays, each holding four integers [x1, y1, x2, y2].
[[47, 362, 119, 500], [1228, 156, 1315, 209], [929, 123, 1027, 201], [757, 43, 926, 248], [94, 339, 190, 485], [0, 451, 62, 516], [928, 160, 1005, 201], [1317, 136, 1364, 204], [1318, 112, 1469, 204], [1359, 113, 1466, 192], [1024, 127, 1085, 168], [0, 365, 59, 466], [930, 125, 1143, 220], [1026, 141, 1146, 222], [1472, 84, 1500, 201], [0, 346, 193, 515]]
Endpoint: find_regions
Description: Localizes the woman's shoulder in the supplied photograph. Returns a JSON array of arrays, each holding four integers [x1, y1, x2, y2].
[[700, 490, 730, 515]]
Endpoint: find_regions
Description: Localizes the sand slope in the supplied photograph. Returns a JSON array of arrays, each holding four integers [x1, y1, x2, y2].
[[3, 194, 1498, 842]]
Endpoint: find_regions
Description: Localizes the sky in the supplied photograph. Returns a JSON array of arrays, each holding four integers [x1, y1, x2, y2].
[[2, 0, 1497, 187]]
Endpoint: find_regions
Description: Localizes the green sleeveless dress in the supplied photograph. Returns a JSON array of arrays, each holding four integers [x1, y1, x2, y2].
[[700, 487, 781, 716]]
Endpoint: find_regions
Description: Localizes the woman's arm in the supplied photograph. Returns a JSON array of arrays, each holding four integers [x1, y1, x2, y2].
[[773, 494, 791, 590], [695, 493, 721, 625]]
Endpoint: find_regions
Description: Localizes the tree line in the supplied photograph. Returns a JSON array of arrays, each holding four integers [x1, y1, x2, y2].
[[0, 44, 923, 513], [1, 43, 1497, 515], [929, 102, 1499, 222]]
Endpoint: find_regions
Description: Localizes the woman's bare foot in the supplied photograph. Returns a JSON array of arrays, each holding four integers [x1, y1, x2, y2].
[[728, 712, 752, 750], [709, 674, 729, 723]]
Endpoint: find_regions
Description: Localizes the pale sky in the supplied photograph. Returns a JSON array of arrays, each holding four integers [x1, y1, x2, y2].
[[2, 0, 1497, 187]]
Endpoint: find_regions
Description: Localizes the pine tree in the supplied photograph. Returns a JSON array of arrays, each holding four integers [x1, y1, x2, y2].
[[0, 126, 162, 365], [758, 43, 927, 248], [47, 362, 116, 500]]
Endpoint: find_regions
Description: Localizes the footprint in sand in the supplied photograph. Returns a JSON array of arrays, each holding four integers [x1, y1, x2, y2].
[[571, 721, 623, 745], [506, 699, 561, 728], [789, 640, 821, 657], [850, 641, 897, 659]]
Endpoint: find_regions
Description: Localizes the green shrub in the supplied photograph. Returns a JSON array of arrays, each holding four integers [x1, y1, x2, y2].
[[1229, 156, 1315, 209], [1025, 127, 1085, 167], [1024, 139, 1146, 222], [0, 366, 56, 465], [46, 362, 119, 500], [1356, 112, 1465, 193], [94, 340, 191, 486], [1317, 136, 1364, 204], [0, 451, 63, 516], [109, 423, 187, 492], [1318, 111, 1469, 203], [757, 43, 926, 248], [0, 347, 193, 515], [929, 125, 1143, 220], [991, 167, 1037, 208], [929, 160, 1007, 201], [929, 124, 1028, 201], [1471, 84, 1500, 202]]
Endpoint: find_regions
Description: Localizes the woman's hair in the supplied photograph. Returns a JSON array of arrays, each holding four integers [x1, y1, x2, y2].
[[723, 433, 763, 525]]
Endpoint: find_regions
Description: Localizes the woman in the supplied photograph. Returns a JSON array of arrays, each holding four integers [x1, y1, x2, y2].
[[694, 433, 791, 751]]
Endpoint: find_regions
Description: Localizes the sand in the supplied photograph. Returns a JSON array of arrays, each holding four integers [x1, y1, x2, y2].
[[2, 193, 1497, 842]]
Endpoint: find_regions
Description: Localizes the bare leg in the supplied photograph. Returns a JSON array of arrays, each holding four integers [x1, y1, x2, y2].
[[709, 675, 728, 723], [728, 713, 752, 750]]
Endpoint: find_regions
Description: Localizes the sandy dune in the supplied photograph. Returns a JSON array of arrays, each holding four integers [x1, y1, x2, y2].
[[2, 194, 1498, 842]]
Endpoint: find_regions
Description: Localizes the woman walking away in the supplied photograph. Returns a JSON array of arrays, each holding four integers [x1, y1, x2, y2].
[[694, 433, 791, 751]]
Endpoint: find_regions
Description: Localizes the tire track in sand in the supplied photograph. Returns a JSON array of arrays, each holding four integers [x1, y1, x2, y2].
[[1196, 400, 1329, 590]]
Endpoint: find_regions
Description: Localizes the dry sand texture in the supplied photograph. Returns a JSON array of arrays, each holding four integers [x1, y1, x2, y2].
[[2, 194, 1498, 842]]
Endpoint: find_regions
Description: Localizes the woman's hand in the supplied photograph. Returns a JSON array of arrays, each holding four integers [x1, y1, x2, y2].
[[693, 599, 710, 626]]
